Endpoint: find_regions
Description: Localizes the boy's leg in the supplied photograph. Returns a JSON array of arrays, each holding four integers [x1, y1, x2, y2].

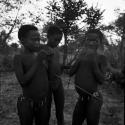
[[17, 96, 34, 125], [46, 88, 53, 125], [34, 98, 48, 125], [53, 83, 64, 125], [86, 92, 103, 125], [72, 96, 86, 125]]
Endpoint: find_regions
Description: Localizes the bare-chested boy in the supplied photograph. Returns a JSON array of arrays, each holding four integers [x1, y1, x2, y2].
[[13, 24, 50, 125], [70, 29, 105, 125], [46, 25, 64, 125]]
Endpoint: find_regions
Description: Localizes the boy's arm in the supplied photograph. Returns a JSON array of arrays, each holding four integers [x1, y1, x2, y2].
[[92, 58, 105, 84], [13, 55, 38, 87], [69, 59, 80, 76]]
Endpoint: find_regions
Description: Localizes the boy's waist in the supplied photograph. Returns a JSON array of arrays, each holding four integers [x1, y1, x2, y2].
[[75, 84, 98, 95], [78, 90, 102, 101], [22, 86, 48, 99], [18, 94, 47, 104]]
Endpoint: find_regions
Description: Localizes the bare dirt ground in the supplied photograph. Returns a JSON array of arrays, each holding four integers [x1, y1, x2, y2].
[[0, 72, 124, 125]]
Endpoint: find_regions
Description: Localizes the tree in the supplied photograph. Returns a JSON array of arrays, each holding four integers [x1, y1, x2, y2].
[[100, 11, 125, 39], [114, 12, 125, 68], [100, 11, 125, 68], [0, 0, 25, 45], [83, 5, 105, 29], [110, 12, 125, 67], [0, 0, 46, 48], [114, 12, 125, 36], [46, 0, 105, 64], [0, 30, 8, 48], [46, 0, 87, 65]]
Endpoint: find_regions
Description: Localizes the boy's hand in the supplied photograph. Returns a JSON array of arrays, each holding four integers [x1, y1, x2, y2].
[[37, 50, 48, 64]]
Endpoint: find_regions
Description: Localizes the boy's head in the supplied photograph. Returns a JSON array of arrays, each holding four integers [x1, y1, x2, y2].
[[18, 24, 40, 52], [85, 29, 104, 51], [47, 25, 63, 48]]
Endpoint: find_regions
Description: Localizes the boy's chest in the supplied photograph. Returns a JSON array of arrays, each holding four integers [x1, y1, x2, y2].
[[22, 55, 36, 71], [51, 49, 60, 65]]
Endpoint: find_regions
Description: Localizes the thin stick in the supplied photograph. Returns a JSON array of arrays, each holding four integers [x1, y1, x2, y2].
[[75, 85, 102, 101]]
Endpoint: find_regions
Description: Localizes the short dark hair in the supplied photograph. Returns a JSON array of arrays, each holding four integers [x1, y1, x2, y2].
[[18, 24, 38, 41], [85, 29, 104, 42], [47, 25, 63, 38]]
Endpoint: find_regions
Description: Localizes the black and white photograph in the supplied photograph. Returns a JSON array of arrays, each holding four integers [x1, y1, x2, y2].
[[0, 0, 124, 125]]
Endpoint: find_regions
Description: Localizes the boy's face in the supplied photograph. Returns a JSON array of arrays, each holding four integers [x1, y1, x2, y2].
[[23, 30, 40, 52], [85, 33, 100, 50], [48, 34, 62, 48]]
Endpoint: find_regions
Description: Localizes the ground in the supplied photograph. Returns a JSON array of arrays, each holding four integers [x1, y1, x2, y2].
[[0, 72, 124, 125]]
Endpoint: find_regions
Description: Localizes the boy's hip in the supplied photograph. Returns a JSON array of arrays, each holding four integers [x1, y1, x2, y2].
[[78, 90, 103, 103], [17, 95, 48, 117], [17, 94, 47, 108]]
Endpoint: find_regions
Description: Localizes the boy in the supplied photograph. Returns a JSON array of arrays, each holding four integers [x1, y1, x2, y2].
[[13, 24, 50, 125], [70, 29, 105, 125], [46, 25, 64, 125]]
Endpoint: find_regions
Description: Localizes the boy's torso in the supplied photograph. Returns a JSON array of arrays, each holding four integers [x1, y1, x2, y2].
[[75, 54, 99, 94], [20, 53, 48, 101], [49, 47, 62, 89]]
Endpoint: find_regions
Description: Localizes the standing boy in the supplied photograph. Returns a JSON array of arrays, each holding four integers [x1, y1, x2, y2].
[[13, 24, 50, 125], [46, 25, 64, 125], [70, 29, 105, 125]]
